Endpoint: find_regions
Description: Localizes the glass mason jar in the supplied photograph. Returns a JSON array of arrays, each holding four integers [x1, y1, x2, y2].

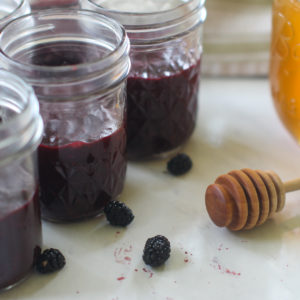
[[82, 0, 206, 160], [0, 9, 130, 222], [0, 70, 43, 291], [270, 0, 300, 144], [0, 0, 30, 29]]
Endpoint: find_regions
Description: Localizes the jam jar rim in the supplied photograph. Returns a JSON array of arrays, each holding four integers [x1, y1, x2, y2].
[[82, 0, 206, 27], [0, 69, 43, 167], [0, 9, 129, 75], [0, 0, 29, 27], [81, 0, 206, 45]]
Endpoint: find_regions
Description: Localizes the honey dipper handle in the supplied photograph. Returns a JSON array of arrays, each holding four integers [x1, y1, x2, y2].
[[284, 178, 300, 193]]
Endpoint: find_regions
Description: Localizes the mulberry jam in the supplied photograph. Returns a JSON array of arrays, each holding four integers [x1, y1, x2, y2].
[[127, 60, 201, 159], [39, 125, 127, 221], [0, 70, 43, 291], [0, 190, 41, 290]]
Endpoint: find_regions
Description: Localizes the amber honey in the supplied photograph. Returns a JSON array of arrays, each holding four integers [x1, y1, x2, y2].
[[270, 0, 300, 142]]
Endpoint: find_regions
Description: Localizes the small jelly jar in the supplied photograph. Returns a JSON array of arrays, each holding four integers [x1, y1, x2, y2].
[[0, 70, 43, 291], [0, 10, 130, 222], [0, 0, 30, 29], [82, 0, 207, 160]]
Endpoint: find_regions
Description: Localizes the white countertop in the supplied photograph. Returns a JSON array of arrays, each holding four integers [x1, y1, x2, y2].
[[3, 78, 300, 300]]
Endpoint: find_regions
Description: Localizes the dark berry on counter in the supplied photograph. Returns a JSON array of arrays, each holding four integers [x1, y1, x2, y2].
[[36, 248, 66, 274], [104, 200, 134, 227], [143, 235, 171, 267], [167, 153, 192, 176]]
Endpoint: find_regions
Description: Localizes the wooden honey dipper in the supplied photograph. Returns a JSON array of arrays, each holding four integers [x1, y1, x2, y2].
[[205, 168, 300, 231]]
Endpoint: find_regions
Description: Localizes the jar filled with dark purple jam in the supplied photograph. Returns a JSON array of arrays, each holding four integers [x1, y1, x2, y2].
[[0, 70, 43, 291], [0, 0, 30, 29], [0, 10, 130, 222], [82, 0, 206, 160]]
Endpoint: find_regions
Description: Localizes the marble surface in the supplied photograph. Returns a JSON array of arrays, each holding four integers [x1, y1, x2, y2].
[[3, 78, 300, 300]]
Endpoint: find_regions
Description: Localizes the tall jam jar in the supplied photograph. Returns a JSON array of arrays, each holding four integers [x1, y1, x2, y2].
[[0, 70, 43, 291], [0, 10, 130, 222], [0, 0, 30, 29], [82, 0, 206, 160]]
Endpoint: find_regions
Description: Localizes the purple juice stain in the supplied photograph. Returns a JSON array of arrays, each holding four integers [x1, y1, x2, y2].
[[126, 60, 201, 160], [0, 190, 41, 290]]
